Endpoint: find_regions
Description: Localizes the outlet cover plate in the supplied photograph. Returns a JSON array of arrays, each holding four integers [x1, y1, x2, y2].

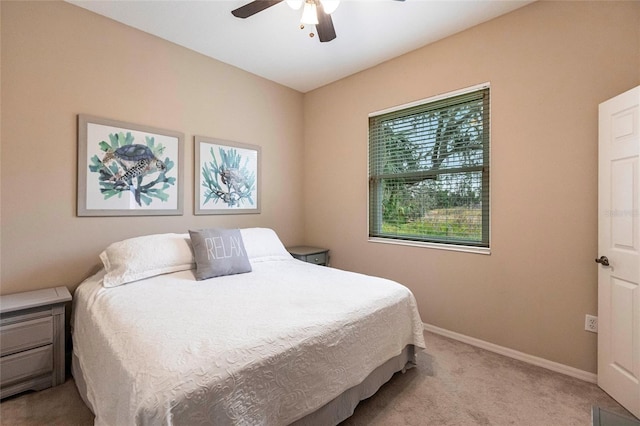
[[585, 314, 598, 333]]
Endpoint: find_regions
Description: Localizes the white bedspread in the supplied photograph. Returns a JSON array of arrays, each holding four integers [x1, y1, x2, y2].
[[72, 259, 425, 425]]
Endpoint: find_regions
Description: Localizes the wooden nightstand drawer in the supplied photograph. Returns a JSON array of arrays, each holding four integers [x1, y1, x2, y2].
[[305, 252, 327, 265], [0, 345, 53, 387], [0, 317, 53, 356]]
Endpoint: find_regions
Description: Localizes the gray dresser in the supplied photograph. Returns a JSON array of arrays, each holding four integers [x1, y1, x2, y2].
[[0, 286, 72, 399]]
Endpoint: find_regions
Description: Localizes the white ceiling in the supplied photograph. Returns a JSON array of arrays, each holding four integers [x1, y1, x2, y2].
[[67, 0, 534, 93]]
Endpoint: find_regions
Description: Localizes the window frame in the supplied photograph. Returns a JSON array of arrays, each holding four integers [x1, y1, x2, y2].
[[367, 83, 491, 254]]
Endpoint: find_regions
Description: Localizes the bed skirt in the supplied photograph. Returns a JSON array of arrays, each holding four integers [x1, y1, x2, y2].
[[72, 345, 416, 426], [292, 344, 417, 425]]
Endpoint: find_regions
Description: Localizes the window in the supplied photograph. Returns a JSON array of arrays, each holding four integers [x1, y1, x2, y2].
[[368, 85, 490, 250]]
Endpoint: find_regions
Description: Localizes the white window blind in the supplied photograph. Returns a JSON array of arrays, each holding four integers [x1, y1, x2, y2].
[[368, 86, 490, 248]]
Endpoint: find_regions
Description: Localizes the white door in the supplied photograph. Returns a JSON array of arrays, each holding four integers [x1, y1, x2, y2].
[[598, 85, 640, 418]]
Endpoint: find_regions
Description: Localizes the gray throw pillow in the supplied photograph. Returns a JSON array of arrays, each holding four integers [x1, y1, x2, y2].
[[188, 228, 252, 280]]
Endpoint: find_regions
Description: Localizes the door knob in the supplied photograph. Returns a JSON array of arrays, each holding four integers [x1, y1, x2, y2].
[[595, 256, 610, 266]]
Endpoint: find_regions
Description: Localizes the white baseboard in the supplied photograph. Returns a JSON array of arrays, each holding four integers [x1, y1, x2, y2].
[[423, 323, 597, 384]]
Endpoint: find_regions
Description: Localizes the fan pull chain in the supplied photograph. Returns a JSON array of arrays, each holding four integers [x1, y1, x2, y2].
[[299, 24, 315, 38]]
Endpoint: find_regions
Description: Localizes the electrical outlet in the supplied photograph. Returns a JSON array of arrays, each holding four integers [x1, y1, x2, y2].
[[585, 314, 598, 333]]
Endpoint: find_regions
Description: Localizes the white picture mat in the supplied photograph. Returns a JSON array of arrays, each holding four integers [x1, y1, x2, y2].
[[194, 136, 261, 215], [85, 123, 180, 210]]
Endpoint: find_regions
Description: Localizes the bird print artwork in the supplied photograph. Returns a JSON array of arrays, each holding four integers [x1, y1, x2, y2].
[[88, 132, 176, 207], [101, 144, 166, 186], [201, 146, 256, 208]]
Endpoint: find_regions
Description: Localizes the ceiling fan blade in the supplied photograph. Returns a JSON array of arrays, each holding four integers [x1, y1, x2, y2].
[[315, 2, 336, 43], [231, 0, 283, 18]]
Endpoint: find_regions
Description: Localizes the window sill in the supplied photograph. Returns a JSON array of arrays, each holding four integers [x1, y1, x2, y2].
[[368, 237, 491, 255]]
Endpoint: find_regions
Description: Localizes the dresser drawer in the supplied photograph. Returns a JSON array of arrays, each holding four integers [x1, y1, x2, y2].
[[0, 316, 53, 357], [0, 345, 53, 387], [305, 252, 327, 265]]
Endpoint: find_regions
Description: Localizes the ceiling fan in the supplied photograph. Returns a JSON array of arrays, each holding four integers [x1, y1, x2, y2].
[[232, 0, 338, 42], [232, 0, 404, 43]]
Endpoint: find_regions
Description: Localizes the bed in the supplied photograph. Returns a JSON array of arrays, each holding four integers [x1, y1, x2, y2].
[[71, 228, 425, 425]]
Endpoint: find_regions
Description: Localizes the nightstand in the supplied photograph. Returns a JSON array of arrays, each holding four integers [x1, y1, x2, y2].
[[0, 286, 72, 399], [287, 246, 329, 266]]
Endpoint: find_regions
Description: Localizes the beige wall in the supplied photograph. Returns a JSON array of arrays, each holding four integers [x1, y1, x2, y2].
[[303, 1, 640, 373], [0, 1, 305, 294]]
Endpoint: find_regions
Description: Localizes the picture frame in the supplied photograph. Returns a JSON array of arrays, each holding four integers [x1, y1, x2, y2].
[[77, 114, 184, 216], [195, 136, 261, 215]]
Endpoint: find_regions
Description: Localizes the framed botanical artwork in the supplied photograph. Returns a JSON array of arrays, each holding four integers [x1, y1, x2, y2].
[[77, 114, 184, 216], [195, 136, 261, 215]]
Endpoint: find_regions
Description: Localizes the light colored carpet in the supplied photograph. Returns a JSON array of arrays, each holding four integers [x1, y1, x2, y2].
[[0, 331, 635, 425]]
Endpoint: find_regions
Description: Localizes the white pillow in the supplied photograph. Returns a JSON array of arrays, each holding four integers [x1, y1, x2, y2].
[[240, 228, 293, 262], [100, 233, 195, 287]]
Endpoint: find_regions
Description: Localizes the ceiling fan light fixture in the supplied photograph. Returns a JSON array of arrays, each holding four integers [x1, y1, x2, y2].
[[320, 0, 340, 14], [300, 1, 319, 25], [286, 0, 304, 10]]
